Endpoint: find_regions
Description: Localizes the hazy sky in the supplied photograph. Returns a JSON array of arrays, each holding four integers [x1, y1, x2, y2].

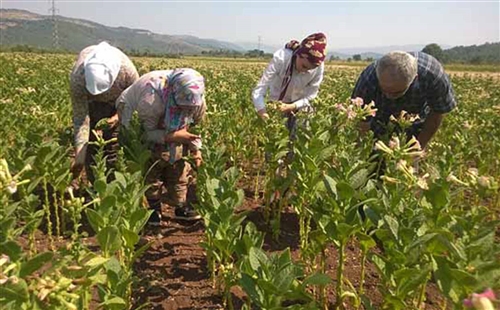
[[2, 0, 499, 49]]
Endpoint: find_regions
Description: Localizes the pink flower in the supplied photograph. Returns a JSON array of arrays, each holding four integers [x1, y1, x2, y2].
[[346, 108, 357, 120], [463, 288, 496, 310], [334, 103, 346, 112], [388, 137, 400, 150], [351, 97, 364, 107]]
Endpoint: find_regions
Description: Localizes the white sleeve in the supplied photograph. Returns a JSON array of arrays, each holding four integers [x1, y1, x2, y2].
[[251, 50, 284, 112], [294, 63, 324, 110]]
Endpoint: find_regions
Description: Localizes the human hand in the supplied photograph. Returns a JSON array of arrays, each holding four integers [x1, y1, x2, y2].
[[279, 103, 296, 114]]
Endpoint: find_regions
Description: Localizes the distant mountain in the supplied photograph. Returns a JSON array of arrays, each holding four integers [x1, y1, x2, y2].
[[327, 51, 382, 61], [358, 52, 383, 60], [333, 44, 451, 56], [0, 9, 245, 54], [234, 42, 282, 54], [2, 9, 497, 63], [176, 35, 244, 52], [328, 43, 500, 63]]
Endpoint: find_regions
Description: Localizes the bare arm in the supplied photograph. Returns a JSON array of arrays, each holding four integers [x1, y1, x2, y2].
[[417, 111, 444, 149]]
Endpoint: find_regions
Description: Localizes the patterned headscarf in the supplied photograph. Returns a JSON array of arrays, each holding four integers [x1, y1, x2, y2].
[[278, 33, 327, 100], [154, 68, 206, 133], [151, 68, 206, 162], [285, 32, 327, 66]]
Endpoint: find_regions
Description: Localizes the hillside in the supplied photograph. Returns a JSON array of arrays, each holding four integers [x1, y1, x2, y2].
[[0, 9, 245, 55]]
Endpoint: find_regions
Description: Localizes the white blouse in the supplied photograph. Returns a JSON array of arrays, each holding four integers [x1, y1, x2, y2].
[[252, 48, 324, 112]]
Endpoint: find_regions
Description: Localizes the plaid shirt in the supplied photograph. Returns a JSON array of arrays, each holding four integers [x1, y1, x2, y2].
[[352, 52, 457, 137]]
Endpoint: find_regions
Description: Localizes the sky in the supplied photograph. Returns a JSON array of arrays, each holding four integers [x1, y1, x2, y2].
[[2, 0, 499, 50]]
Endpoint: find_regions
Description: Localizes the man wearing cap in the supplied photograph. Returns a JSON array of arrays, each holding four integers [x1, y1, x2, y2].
[[352, 51, 457, 150], [69, 41, 139, 183]]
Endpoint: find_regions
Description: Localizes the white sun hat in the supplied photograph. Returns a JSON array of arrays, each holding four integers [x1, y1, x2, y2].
[[83, 42, 122, 95]]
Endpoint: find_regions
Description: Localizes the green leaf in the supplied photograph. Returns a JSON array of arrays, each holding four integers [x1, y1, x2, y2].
[[0, 241, 22, 261], [105, 257, 122, 279], [322, 174, 337, 198], [424, 184, 449, 209], [361, 294, 376, 310], [449, 269, 477, 287], [19, 252, 53, 277], [274, 264, 296, 292], [131, 242, 152, 262], [100, 195, 117, 215], [114, 172, 127, 189], [206, 178, 221, 196], [370, 254, 388, 279], [130, 208, 151, 233], [349, 168, 369, 190], [318, 145, 336, 161], [121, 227, 139, 248], [85, 256, 109, 268], [336, 181, 355, 201], [384, 295, 406, 309], [277, 248, 293, 269], [93, 179, 107, 196], [434, 264, 453, 298], [99, 296, 126, 307], [337, 223, 356, 242], [97, 225, 122, 256], [356, 232, 376, 252], [85, 208, 104, 233], [240, 273, 263, 306], [249, 247, 268, 271], [395, 266, 430, 297], [302, 273, 332, 286], [0, 278, 29, 303], [383, 215, 399, 240]]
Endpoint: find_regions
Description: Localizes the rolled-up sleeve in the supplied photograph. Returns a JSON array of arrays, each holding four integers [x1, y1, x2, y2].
[[252, 50, 283, 112]]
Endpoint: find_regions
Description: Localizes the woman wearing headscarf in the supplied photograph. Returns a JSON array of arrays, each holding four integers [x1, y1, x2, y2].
[[69, 41, 139, 183], [116, 68, 206, 224], [252, 32, 327, 123], [252, 33, 327, 207]]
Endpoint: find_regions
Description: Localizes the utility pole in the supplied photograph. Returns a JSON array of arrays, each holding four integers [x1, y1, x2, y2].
[[49, 0, 59, 49], [258, 35, 262, 51]]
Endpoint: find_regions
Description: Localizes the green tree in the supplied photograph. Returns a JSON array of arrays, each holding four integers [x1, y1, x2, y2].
[[422, 43, 445, 62]]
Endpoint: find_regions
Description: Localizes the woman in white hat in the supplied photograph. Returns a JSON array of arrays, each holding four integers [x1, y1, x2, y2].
[[69, 41, 139, 183]]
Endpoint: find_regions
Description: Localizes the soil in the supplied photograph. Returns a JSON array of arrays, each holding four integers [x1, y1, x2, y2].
[[20, 184, 450, 309], [128, 196, 449, 310]]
